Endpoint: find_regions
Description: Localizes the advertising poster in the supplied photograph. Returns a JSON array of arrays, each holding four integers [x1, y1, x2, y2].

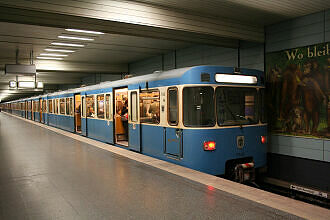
[[266, 42, 330, 138]]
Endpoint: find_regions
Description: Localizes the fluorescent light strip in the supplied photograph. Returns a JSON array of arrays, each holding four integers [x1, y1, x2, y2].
[[58, 35, 94, 41], [37, 56, 64, 60], [40, 53, 68, 57], [51, 42, 84, 47], [215, 74, 258, 84], [18, 81, 35, 88], [65, 28, 104, 35], [45, 48, 75, 53]]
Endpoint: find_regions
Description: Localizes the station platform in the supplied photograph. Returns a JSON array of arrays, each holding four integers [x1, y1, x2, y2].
[[0, 112, 329, 219]]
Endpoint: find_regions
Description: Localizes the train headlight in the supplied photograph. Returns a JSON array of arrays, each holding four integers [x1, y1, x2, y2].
[[261, 136, 267, 144], [203, 141, 216, 151]]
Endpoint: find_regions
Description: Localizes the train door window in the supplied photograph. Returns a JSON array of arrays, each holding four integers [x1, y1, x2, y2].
[[81, 96, 86, 117], [183, 87, 215, 127], [70, 98, 74, 116], [33, 101, 37, 112], [39, 100, 42, 112], [53, 99, 57, 114], [43, 100, 46, 113], [49, 100, 53, 113], [168, 87, 178, 125], [60, 98, 66, 114], [105, 94, 111, 119], [86, 95, 95, 118], [97, 94, 105, 119], [55, 99, 59, 114], [66, 98, 70, 115], [131, 92, 138, 122], [140, 90, 160, 124]]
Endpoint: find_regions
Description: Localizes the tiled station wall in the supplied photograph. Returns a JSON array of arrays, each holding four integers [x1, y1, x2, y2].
[[82, 74, 122, 86], [266, 10, 330, 163], [129, 41, 264, 75]]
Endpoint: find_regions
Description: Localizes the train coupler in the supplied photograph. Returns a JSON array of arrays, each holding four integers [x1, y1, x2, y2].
[[234, 162, 256, 183]]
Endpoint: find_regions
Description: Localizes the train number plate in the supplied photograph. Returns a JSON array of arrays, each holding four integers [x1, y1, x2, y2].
[[237, 136, 245, 149]]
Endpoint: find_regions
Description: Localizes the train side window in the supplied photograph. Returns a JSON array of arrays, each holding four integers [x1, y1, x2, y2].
[[60, 98, 66, 114], [86, 95, 95, 118], [131, 92, 138, 122], [97, 94, 105, 119], [81, 96, 86, 117], [168, 87, 178, 125], [183, 86, 215, 127], [140, 90, 160, 124], [105, 94, 111, 119]]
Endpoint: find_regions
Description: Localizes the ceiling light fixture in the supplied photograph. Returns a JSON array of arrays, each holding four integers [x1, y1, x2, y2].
[[37, 56, 64, 60], [40, 53, 68, 57], [65, 28, 104, 35], [45, 48, 75, 53], [51, 42, 84, 47], [37, 82, 44, 89], [58, 35, 94, 41]]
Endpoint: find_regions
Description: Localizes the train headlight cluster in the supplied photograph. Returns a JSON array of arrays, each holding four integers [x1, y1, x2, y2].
[[203, 141, 216, 151]]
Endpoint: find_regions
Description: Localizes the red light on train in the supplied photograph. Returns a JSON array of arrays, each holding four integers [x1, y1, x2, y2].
[[261, 136, 267, 144], [204, 141, 216, 151]]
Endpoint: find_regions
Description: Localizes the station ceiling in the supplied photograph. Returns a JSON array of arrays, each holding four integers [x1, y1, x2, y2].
[[0, 0, 329, 102]]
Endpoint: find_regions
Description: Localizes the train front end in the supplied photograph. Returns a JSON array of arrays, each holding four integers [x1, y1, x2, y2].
[[180, 66, 267, 182]]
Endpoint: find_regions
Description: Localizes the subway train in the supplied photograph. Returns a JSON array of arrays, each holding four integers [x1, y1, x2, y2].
[[1, 66, 267, 182]]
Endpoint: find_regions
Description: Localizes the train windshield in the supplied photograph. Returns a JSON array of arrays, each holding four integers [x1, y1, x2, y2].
[[216, 87, 258, 126], [183, 86, 215, 127]]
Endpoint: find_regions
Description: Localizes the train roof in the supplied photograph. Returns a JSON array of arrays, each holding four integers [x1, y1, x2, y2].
[[7, 66, 193, 103], [4, 65, 263, 103]]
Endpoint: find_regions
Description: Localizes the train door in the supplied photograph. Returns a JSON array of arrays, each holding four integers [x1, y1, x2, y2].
[[128, 90, 141, 152], [81, 95, 87, 136], [74, 94, 82, 133], [164, 87, 183, 158], [114, 88, 128, 146], [32, 101, 34, 120], [39, 98, 42, 122], [43, 99, 47, 124], [105, 93, 114, 143], [25, 101, 28, 118]]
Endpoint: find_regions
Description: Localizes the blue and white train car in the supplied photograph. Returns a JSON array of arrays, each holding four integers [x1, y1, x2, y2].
[[2, 66, 267, 181]]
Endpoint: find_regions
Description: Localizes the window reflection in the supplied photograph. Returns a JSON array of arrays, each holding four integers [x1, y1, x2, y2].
[[86, 96, 95, 118], [140, 90, 160, 124], [97, 95, 105, 119]]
